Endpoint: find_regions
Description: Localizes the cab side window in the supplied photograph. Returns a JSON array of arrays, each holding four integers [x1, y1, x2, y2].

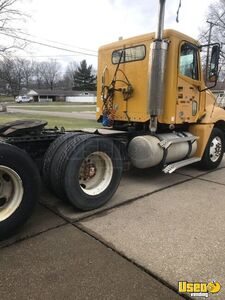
[[179, 43, 199, 80]]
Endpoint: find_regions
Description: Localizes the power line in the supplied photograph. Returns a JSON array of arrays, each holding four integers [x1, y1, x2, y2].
[[18, 31, 97, 54], [0, 32, 98, 57], [17, 54, 91, 58]]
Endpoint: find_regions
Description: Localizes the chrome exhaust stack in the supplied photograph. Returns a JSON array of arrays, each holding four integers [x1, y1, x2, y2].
[[148, 0, 169, 132]]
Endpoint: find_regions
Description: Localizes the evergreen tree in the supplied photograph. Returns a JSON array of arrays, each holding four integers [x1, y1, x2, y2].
[[73, 60, 96, 91]]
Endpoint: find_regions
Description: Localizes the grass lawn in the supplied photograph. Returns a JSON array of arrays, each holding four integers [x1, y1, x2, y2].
[[0, 96, 14, 103], [7, 101, 96, 106], [0, 113, 100, 130]]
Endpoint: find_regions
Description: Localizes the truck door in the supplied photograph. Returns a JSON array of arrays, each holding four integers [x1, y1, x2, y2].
[[176, 42, 201, 123]]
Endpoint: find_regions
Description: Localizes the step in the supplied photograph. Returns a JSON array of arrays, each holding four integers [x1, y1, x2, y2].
[[163, 157, 201, 174]]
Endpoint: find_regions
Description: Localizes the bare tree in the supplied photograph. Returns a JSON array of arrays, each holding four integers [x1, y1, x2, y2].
[[0, 56, 22, 94], [63, 61, 78, 89], [0, 0, 27, 53], [18, 58, 34, 88], [0, 57, 38, 94], [199, 0, 225, 80], [38, 60, 61, 90], [0, 57, 63, 94], [32, 61, 45, 89]]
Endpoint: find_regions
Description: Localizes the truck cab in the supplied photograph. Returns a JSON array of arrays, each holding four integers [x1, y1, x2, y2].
[[96, 29, 225, 158]]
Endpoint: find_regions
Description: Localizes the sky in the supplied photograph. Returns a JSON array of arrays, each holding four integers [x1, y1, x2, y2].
[[1, 0, 215, 69]]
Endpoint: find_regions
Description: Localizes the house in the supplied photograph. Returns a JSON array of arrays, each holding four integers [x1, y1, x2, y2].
[[25, 89, 97, 103], [211, 82, 225, 108]]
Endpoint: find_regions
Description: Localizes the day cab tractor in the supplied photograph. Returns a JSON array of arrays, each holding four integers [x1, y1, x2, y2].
[[0, 0, 224, 240]]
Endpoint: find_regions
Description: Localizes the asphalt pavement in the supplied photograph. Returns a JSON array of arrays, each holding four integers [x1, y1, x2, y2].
[[7, 107, 96, 120], [1, 157, 225, 299]]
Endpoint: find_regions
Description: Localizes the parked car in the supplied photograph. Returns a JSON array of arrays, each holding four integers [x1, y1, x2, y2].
[[15, 96, 33, 103]]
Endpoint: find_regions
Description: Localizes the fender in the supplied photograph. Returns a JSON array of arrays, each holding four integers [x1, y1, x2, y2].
[[189, 123, 213, 158]]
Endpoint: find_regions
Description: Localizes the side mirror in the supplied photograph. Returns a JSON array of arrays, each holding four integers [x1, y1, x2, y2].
[[209, 44, 220, 83]]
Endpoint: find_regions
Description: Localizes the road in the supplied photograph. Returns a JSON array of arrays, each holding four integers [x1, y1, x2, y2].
[[1, 158, 225, 299], [7, 107, 96, 120]]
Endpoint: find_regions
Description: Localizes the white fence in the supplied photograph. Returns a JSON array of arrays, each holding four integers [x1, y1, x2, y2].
[[39, 97, 53, 102], [66, 96, 96, 103]]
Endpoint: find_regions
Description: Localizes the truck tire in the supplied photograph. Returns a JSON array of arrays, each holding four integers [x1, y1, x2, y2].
[[42, 132, 82, 189], [0, 143, 40, 240], [63, 135, 123, 211], [199, 127, 225, 170], [50, 134, 93, 200]]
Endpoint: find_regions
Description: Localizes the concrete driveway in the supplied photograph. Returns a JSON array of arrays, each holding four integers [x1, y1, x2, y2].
[[1, 158, 225, 299]]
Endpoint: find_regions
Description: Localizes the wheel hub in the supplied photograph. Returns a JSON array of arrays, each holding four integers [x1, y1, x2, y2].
[[210, 136, 222, 162], [78, 151, 113, 196], [0, 166, 24, 222], [0, 197, 6, 207], [83, 162, 97, 180]]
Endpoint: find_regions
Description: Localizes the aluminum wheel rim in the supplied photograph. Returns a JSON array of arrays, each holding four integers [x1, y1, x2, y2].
[[209, 136, 222, 162], [0, 166, 24, 222], [79, 151, 113, 196]]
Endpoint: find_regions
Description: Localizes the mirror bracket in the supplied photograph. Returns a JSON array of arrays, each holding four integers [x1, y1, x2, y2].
[[199, 43, 220, 92]]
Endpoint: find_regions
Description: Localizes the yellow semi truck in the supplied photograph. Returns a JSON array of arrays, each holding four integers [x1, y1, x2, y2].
[[96, 28, 222, 171], [0, 0, 224, 239]]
